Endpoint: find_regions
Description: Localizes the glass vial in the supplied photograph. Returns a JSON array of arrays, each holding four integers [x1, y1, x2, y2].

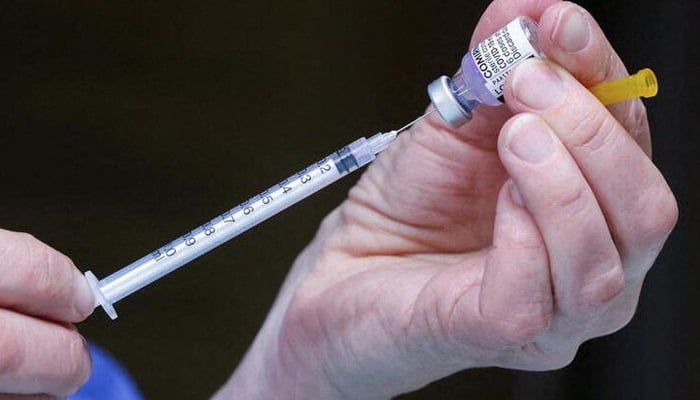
[[428, 16, 543, 127]]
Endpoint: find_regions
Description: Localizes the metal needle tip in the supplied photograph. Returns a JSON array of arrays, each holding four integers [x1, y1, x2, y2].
[[395, 109, 436, 134]]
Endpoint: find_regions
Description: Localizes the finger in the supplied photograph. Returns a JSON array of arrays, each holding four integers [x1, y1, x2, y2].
[[536, 1, 651, 154], [498, 113, 624, 316], [478, 180, 553, 345], [0, 229, 94, 322], [348, 0, 567, 257], [422, 0, 562, 143], [469, 0, 560, 46], [589, 281, 643, 338], [505, 60, 678, 279], [0, 309, 91, 396]]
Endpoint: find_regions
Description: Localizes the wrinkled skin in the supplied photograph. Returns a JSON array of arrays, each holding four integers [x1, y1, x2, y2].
[[0, 1, 678, 399], [214, 1, 678, 399]]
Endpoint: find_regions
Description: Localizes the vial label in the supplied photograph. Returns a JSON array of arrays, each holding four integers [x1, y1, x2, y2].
[[469, 17, 539, 102]]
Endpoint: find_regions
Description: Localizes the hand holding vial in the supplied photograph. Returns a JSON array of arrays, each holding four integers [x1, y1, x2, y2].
[[215, 1, 677, 399]]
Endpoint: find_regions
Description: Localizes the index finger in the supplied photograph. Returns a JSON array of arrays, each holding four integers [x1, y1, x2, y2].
[[505, 59, 677, 279], [535, 1, 652, 154], [0, 229, 94, 322]]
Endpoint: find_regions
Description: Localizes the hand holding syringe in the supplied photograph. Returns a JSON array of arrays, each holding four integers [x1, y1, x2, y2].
[[85, 16, 659, 320]]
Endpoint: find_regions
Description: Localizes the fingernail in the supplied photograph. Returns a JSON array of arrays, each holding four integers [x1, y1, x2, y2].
[[512, 59, 565, 110], [509, 181, 526, 207], [552, 6, 591, 53], [73, 268, 96, 317], [505, 115, 555, 164]]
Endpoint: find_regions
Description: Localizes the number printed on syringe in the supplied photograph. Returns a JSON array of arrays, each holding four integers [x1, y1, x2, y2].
[[86, 131, 396, 319], [149, 157, 339, 266]]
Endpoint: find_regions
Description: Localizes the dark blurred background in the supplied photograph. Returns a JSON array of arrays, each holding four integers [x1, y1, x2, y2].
[[0, 0, 698, 398]]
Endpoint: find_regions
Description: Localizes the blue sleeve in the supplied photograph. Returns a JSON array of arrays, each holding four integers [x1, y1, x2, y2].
[[69, 343, 144, 400]]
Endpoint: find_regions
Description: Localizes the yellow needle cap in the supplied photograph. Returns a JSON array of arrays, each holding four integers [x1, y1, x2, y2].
[[589, 68, 659, 106]]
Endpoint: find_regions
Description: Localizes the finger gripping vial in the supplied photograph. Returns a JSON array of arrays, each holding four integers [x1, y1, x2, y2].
[[428, 16, 542, 127]]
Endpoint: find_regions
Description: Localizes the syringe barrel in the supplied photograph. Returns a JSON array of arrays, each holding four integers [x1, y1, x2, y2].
[[86, 132, 396, 319]]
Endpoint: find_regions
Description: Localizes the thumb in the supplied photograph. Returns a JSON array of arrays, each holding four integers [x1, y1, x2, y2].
[[441, 180, 553, 351], [476, 180, 553, 347]]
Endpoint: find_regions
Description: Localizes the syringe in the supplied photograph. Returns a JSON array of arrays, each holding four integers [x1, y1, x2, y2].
[[85, 15, 659, 320], [85, 130, 401, 319]]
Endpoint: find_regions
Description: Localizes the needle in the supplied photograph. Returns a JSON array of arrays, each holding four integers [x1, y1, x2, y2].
[[394, 109, 437, 134]]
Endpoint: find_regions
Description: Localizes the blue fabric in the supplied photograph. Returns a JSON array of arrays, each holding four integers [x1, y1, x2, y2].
[[69, 343, 143, 400]]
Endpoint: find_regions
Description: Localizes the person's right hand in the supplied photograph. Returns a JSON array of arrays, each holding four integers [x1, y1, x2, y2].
[[215, 1, 678, 399], [0, 229, 94, 398]]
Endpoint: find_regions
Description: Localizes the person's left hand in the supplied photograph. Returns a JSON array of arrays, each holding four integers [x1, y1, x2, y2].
[[0, 229, 94, 398], [213, 1, 678, 399]]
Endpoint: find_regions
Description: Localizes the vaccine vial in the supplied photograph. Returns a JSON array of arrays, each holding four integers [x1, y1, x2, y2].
[[428, 16, 543, 127]]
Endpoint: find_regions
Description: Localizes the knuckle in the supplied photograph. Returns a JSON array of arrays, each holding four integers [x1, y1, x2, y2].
[[594, 286, 644, 336], [568, 107, 619, 154], [632, 184, 679, 244], [580, 262, 625, 307], [549, 183, 589, 216], [539, 346, 580, 371], [597, 306, 638, 338]]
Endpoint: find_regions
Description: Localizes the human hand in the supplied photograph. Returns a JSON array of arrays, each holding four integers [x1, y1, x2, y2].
[[217, 1, 678, 399], [0, 229, 94, 398]]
